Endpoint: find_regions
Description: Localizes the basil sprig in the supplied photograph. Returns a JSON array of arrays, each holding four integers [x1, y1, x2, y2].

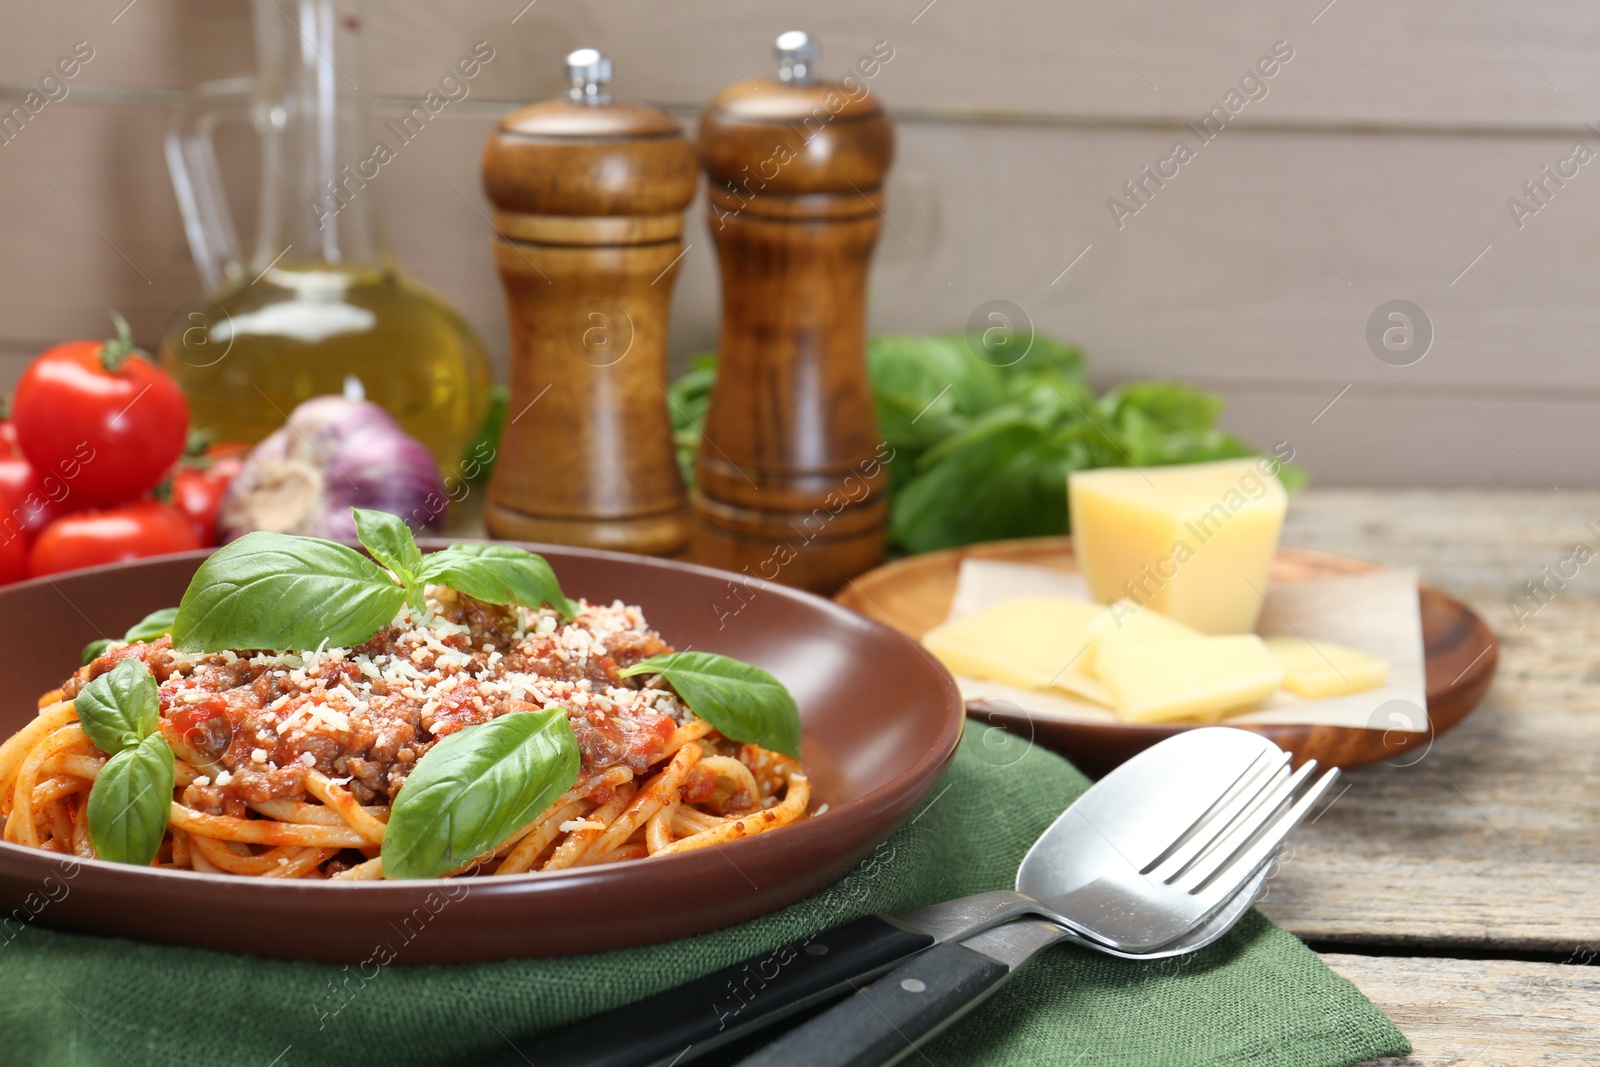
[[169, 509, 577, 654], [75, 658, 160, 755], [77, 659, 174, 867], [620, 651, 802, 759], [382, 707, 580, 879], [81, 606, 181, 665], [417, 542, 579, 622], [172, 532, 405, 653], [89, 734, 175, 867], [126, 606, 180, 644], [352, 508, 426, 616]]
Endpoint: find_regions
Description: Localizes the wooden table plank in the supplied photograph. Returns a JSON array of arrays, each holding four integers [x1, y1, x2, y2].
[[1253, 490, 1600, 952], [1279, 489, 1600, 599], [1324, 953, 1600, 1066]]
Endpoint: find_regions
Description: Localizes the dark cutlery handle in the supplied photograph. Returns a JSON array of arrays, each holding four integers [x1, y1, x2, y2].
[[734, 942, 1010, 1067], [516, 915, 934, 1067]]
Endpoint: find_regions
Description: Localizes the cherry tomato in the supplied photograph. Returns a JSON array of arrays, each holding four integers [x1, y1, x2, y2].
[[0, 397, 22, 459], [0, 523, 26, 585], [0, 456, 73, 542], [28, 501, 201, 577], [12, 313, 189, 508], [169, 442, 248, 545]]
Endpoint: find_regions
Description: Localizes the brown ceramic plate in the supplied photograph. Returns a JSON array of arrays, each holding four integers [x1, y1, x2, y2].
[[836, 537, 1497, 777], [0, 544, 963, 963]]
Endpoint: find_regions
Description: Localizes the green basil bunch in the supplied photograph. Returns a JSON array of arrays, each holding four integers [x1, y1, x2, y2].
[[667, 333, 1307, 555]]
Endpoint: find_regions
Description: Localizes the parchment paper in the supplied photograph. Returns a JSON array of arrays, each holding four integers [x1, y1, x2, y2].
[[943, 558, 1429, 732]]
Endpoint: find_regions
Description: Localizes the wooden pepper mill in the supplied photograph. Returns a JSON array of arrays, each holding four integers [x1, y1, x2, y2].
[[693, 31, 896, 593], [481, 49, 697, 556]]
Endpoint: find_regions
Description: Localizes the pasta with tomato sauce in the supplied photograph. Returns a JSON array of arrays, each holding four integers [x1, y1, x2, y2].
[[0, 588, 809, 879]]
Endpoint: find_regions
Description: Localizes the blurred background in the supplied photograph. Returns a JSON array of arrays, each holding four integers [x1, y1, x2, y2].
[[1, 0, 1594, 487]]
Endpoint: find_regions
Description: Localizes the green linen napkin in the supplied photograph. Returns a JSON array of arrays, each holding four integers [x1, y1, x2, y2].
[[0, 727, 1408, 1067]]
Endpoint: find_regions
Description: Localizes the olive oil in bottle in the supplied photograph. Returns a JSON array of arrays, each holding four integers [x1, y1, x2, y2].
[[163, 0, 490, 467], [161, 264, 488, 466]]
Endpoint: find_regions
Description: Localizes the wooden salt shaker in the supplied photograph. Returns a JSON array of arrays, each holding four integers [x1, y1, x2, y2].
[[481, 50, 697, 556], [693, 31, 896, 594]]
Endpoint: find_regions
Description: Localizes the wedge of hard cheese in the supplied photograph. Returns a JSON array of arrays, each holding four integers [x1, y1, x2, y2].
[[1264, 636, 1389, 698], [1069, 458, 1287, 634], [1096, 634, 1284, 723], [921, 596, 1103, 691]]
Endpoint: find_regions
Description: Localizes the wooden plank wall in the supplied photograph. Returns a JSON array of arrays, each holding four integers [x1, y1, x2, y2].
[[2, 0, 1599, 487]]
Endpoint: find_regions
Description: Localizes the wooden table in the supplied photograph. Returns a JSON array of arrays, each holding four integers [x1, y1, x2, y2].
[[1262, 489, 1599, 1067]]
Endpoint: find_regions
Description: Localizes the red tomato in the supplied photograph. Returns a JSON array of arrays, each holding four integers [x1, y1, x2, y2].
[[169, 442, 248, 546], [169, 697, 231, 754], [0, 524, 25, 585], [12, 315, 189, 509], [0, 456, 73, 542], [28, 501, 201, 577], [0, 421, 21, 458]]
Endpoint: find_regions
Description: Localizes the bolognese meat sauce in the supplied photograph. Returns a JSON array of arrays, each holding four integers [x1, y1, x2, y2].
[[61, 591, 689, 814]]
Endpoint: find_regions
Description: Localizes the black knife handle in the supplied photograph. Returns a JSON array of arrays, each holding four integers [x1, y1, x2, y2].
[[516, 915, 935, 1067], [733, 942, 1010, 1067]]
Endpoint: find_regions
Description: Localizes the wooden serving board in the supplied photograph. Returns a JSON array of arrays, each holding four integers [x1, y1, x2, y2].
[[834, 537, 1499, 776]]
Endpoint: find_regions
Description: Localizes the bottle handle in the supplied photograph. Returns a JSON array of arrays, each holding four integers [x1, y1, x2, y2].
[[165, 76, 254, 291]]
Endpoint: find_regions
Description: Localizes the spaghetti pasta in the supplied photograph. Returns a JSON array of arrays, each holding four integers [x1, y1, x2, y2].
[[0, 591, 809, 879]]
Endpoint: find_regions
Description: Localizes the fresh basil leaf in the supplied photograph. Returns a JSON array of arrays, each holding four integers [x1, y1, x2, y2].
[[124, 607, 179, 644], [87, 732, 174, 867], [382, 707, 580, 880], [619, 651, 801, 759], [867, 335, 1005, 476], [171, 531, 405, 653], [352, 507, 423, 581], [75, 658, 160, 755], [1008, 334, 1085, 382], [890, 419, 1073, 554], [418, 543, 578, 622], [352, 507, 425, 614], [667, 354, 718, 488], [81, 607, 180, 666], [1273, 461, 1309, 493], [1100, 380, 1225, 435], [464, 384, 509, 488]]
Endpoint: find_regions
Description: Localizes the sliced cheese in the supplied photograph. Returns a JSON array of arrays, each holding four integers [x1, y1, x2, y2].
[[1078, 599, 1201, 673], [1047, 600, 1196, 706], [1096, 635, 1284, 723], [1050, 668, 1115, 707], [1069, 458, 1287, 634], [921, 596, 1104, 691], [1264, 636, 1389, 699]]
